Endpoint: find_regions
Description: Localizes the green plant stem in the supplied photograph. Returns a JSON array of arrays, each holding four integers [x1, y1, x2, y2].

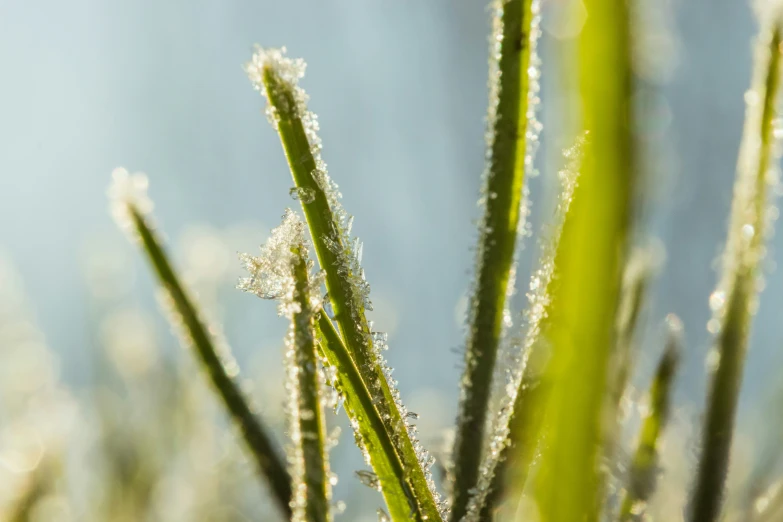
[[618, 325, 681, 521], [531, 0, 634, 519], [260, 63, 441, 521], [127, 206, 292, 518], [314, 313, 417, 521], [689, 24, 782, 522], [450, 0, 535, 518], [291, 246, 331, 522]]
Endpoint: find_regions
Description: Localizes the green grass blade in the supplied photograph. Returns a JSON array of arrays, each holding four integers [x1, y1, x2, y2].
[[689, 21, 783, 522], [109, 172, 292, 518], [618, 316, 682, 521], [247, 49, 444, 520], [470, 136, 584, 520], [450, 0, 539, 516], [315, 313, 420, 521], [290, 244, 332, 522], [531, 0, 635, 518]]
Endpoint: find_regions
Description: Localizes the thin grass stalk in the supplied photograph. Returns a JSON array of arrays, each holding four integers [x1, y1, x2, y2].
[[314, 314, 417, 520], [689, 21, 783, 522], [247, 49, 443, 520], [531, 0, 635, 518], [450, 0, 538, 516], [114, 188, 292, 518], [618, 316, 682, 521], [471, 136, 585, 520], [290, 245, 331, 522]]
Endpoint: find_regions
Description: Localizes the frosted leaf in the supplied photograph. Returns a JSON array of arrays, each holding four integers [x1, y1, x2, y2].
[[107, 167, 154, 233], [355, 469, 381, 491]]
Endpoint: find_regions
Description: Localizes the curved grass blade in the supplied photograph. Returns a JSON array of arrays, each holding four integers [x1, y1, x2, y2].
[[531, 0, 635, 518], [470, 136, 584, 520], [618, 315, 682, 521], [689, 20, 783, 522], [108, 170, 292, 518], [450, 0, 540, 517], [315, 313, 419, 521], [289, 244, 332, 522], [247, 49, 444, 520]]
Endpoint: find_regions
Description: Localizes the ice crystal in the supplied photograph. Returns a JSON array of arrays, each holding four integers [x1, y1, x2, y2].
[[237, 209, 324, 317]]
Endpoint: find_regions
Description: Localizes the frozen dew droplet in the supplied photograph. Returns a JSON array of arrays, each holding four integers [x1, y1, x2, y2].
[[323, 293, 335, 319], [377, 508, 391, 522], [289, 186, 316, 204], [354, 469, 381, 491]]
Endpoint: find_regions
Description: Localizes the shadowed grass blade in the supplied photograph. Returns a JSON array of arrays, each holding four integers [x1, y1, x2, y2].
[[247, 49, 443, 520], [689, 20, 783, 522], [618, 316, 682, 521], [450, 0, 539, 517], [290, 244, 331, 522], [109, 171, 292, 518], [531, 0, 635, 518], [315, 313, 419, 520]]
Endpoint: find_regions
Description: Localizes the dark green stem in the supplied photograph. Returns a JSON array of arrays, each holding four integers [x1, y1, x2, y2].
[[128, 206, 292, 518], [450, 0, 535, 518]]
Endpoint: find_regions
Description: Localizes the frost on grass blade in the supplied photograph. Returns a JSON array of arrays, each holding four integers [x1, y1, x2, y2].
[[690, 18, 783, 522], [109, 170, 293, 518], [451, 0, 541, 518], [247, 47, 445, 520], [239, 211, 334, 521], [465, 134, 584, 521], [238, 211, 335, 521]]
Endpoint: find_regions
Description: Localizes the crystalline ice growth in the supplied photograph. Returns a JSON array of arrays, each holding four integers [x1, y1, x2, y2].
[[237, 209, 326, 317]]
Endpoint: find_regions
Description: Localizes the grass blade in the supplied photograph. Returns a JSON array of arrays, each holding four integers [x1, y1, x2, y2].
[[289, 243, 332, 522], [531, 0, 635, 518], [108, 170, 292, 518], [689, 19, 783, 522], [618, 315, 682, 521], [247, 49, 444, 520], [471, 136, 584, 520], [450, 0, 540, 517], [315, 313, 419, 520]]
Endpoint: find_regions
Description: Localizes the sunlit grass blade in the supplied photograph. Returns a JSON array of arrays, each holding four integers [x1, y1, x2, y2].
[[289, 244, 332, 522], [314, 313, 419, 520], [689, 19, 783, 522], [618, 315, 682, 521], [450, 0, 540, 516], [108, 170, 292, 518], [470, 136, 584, 520], [531, 0, 635, 518], [246, 49, 444, 520]]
